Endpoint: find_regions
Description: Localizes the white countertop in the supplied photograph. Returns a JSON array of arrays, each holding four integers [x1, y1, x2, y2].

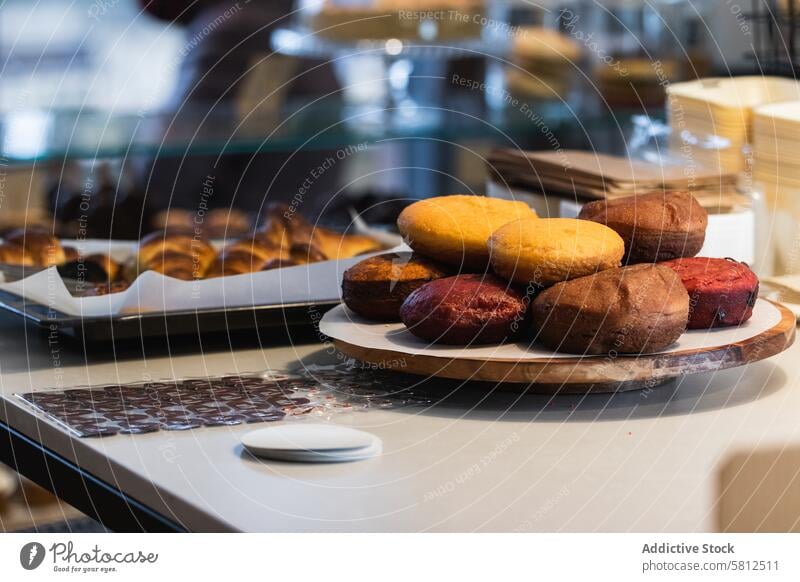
[[1, 313, 798, 532]]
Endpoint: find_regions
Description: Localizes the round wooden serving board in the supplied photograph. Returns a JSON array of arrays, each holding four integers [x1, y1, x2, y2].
[[319, 300, 796, 394]]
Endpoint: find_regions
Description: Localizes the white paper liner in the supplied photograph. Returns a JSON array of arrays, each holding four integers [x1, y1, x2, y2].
[[319, 299, 782, 360], [0, 256, 363, 317]]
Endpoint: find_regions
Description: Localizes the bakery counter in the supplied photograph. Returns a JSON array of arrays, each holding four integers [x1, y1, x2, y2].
[[0, 99, 644, 166], [1, 310, 798, 532]]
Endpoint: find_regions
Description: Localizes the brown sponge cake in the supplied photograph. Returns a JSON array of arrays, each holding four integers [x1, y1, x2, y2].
[[578, 191, 708, 264], [531, 264, 689, 354], [342, 252, 450, 321]]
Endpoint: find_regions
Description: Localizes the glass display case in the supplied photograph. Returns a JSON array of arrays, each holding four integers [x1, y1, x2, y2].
[[273, 0, 513, 125], [549, 0, 713, 106]]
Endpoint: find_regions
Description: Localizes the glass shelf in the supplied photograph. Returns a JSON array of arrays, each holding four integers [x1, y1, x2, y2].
[[0, 94, 654, 166]]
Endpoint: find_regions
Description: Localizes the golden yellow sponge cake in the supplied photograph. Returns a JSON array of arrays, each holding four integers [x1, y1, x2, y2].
[[488, 218, 624, 287], [397, 195, 537, 268]]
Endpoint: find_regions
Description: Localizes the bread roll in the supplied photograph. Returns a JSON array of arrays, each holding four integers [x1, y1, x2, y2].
[[4, 228, 66, 266], [288, 241, 328, 264], [206, 236, 288, 277], [400, 274, 529, 345], [206, 208, 252, 238], [144, 250, 200, 280], [152, 209, 195, 234], [0, 243, 34, 266], [532, 264, 689, 354], [661, 257, 759, 329], [316, 228, 384, 260], [398, 195, 537, 268], [342, 252, 451, 321], [488, 218, 624, 287], [578, 191, 708, 264], [137, 231, 216, 280], [257, 202, 384, 261], [256, 203, 296, 254]]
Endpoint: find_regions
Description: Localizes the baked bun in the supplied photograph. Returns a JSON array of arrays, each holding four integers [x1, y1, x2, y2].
[[661, 257, 759, 329], [256, 203, 295, 254], [578, 191, 708, 263], [400, 274, 528, 345], [258, 202, 384, 262], [206, 209, 252, 238], [531, 264, 689, 354], [488, 218, 624, 287], [4, 229, 66, 266], [397, 195, 537, 268], [137, 231, 217, 280], [206, 236, 288, 278], [152, 209, 196, 234], [0, 243, 34, 266], [317, 228, 384, 260], [342, 252, 451, 321]]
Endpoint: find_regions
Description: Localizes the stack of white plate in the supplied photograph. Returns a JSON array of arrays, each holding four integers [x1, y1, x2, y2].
[[666, 76, 800, 173], [753, 101, 800, 188], [241, 424, 382, 463]]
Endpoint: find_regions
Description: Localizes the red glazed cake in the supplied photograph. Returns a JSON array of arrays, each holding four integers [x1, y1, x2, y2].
[[399, 274, 528, 345], [661, 257, 759, 329]]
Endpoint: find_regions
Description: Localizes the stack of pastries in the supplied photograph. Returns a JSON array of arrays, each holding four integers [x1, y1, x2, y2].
[[0, 204, 384, 296], [342, 193, 760, 355]]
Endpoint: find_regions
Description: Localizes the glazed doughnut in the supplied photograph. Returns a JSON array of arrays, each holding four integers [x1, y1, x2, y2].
[[488, 218, 624, 287], [397, 195, 537, 268], [399, 274, 528, 345]]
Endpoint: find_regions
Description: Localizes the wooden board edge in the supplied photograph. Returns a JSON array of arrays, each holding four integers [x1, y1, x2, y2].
[[331, 299, 796, 388]]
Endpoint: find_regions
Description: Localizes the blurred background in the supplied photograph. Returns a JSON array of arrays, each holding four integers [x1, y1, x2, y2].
[[0, 1, 766, 234]]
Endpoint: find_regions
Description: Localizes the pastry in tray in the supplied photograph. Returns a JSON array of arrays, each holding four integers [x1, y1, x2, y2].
[[0, 228, 69, 267], [0, 204, 386, 297], [153, 208, 253, 239]]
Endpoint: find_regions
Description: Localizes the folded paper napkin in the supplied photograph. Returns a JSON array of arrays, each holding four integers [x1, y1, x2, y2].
[[487, 149, 740, 204]]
